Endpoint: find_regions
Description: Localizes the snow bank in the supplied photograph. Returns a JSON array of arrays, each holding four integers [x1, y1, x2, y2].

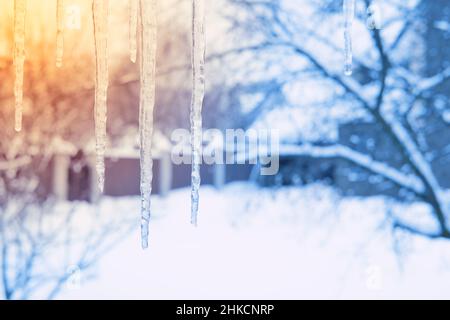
[[61, 183, 450, 300]]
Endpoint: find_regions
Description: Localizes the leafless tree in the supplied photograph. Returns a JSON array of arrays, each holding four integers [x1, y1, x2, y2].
[[220, 0, 450, 238]]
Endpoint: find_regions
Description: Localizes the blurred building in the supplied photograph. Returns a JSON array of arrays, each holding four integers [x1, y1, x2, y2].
[[47, 130, 239, 202]]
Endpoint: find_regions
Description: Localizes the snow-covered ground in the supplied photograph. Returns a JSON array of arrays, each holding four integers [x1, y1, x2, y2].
[[61, 183, 450, 300]]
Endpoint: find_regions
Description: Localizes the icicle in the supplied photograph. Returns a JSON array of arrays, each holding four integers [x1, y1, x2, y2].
[[14, 0, 26, 132], [92, 0, 109, 192], [190, 0, 206, 226], [139, 0, 157, 249], [343, 0, 355, 76], [129, 0, 138, 63], [56, 0, 65, 68]]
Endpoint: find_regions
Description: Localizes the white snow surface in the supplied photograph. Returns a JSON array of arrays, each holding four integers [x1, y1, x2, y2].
[[60, 183, 450, 300]]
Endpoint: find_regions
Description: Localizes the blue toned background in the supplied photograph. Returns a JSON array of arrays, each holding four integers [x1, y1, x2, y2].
[[0, 0, 449, 299]]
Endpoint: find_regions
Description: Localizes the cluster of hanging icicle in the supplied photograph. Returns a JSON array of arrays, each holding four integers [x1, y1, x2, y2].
[[130, 0, 205, 248], [11, 0, 354, 247], [12, 0, 205, 249], [131, 0, 205, 247]]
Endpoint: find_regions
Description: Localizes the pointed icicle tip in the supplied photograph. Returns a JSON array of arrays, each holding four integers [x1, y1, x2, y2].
[[344, 66, 353, 77]]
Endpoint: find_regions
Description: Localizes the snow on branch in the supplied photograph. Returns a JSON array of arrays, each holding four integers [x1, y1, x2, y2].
[[392, 219, 445, 239], [278, 144, 425, 194], [382, 114, 449, 224], [383, 114, 442, 193], [414, 66, 450, 95]]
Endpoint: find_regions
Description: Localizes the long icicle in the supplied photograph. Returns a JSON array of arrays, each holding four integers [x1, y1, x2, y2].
[[14, 0, 26, 132], [92, 0, 109, 192], [139, 0, 157, 249], [190, 0, 206, 226], [56, 0, 65, 68], [129, 0, 138, 63], [343, 0, 355, 76]]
